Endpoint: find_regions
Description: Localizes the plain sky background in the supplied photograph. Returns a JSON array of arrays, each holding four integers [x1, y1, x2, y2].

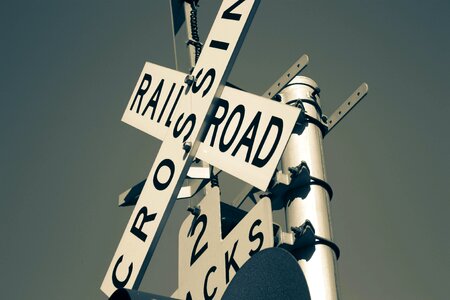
[[1, 0, 449, 299]]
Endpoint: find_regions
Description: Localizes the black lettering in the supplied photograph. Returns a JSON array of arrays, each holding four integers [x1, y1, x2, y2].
[[231, 111, 261, 162], [173, 113, 196, 143], [130, 206, 157, 242], [219, 105, 245, 153], [192, 68, 216, 98], [190, 214, 208, 266], [222, 0, 244, 21], [153, 159, 175, 190], [203, 266, 217, 300], [248, 219, 264, 257], [142, 79, 164, 119], [157, 82, 176, 123], [112, 255, 133, 289], [165, 85, 184, 127], [130, 73, 152, 113], [209, 40, 229, 51], [251, 116, 284, 168], [185, 292, 192, 300], [225, 240, 240, 284], [201, 98, 229, 147]]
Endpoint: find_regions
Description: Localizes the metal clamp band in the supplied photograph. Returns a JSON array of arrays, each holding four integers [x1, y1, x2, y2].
[[309, 175, 334, 200], [275, 220, 341, 259], [285, 98, 329, 136]]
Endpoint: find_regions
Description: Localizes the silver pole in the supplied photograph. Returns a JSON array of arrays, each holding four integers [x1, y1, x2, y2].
[[278, 76, 339, 300]]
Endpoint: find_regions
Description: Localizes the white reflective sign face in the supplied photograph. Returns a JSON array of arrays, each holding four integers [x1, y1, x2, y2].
[[198, 87, 299, 191], [121, 63, 186, 141], [177, 187, 223, 288], [101, 0, 260, 297], [122, 62, 300, 191], [173, 188, 274, 300]]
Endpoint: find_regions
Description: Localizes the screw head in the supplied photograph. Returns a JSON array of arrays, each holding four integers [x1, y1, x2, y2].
[[184, 74, 195, 85], [187, 206, 201, 216], [183, 142, 192, 152]]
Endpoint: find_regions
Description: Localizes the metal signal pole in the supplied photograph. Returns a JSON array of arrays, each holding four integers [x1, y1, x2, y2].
[[277, 76, 339, 300]]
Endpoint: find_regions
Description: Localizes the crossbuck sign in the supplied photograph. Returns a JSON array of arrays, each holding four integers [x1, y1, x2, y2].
[[121, 62, 300, 191], [102, 0, 301, 297]]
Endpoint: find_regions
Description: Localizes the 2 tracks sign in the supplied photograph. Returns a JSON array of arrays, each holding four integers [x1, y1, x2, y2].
[[173, 186, 274, 299]]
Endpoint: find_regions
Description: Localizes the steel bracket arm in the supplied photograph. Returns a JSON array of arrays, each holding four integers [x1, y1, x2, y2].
[[325, 83, 369, 134]]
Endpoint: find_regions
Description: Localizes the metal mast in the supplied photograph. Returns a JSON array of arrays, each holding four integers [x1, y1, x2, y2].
[[278, 76, 339, 299]]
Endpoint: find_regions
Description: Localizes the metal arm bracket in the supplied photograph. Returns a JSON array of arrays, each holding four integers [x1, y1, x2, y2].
[[264, 54, 309, 99], [326, 83, 369, 134], [118, 164, 217, 206]]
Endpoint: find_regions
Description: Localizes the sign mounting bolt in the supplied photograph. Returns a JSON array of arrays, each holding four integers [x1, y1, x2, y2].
[[187, 205, 201, 216], [184, 74, 196, 85], [183, 142, 192, 152]]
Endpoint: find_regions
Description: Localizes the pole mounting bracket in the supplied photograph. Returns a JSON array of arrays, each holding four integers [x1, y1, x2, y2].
[[285, 97, 329, 137], [264, 162, 333, 210], [273, 220, 340, 259]]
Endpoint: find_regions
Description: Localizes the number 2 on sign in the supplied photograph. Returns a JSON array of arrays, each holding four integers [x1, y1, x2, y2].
[[189, 214, 209, 266]]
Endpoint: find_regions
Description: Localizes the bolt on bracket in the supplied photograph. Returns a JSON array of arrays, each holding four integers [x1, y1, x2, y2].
[[264, 162, 312, 209], [273, 220, 340, 259], [184, 74, 196, 85], [187, 205, 201, 216]]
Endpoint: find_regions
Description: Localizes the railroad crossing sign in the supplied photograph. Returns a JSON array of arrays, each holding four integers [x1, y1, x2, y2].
[[118, 53, 309, 207], [101, 0, 371, 298], [121, 62, 301, 191], [101, 0, 262, 296], [172, 186, 274, 300]]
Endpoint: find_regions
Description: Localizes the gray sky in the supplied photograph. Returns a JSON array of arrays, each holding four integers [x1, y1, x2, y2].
[[1, 1, 449, 299]]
